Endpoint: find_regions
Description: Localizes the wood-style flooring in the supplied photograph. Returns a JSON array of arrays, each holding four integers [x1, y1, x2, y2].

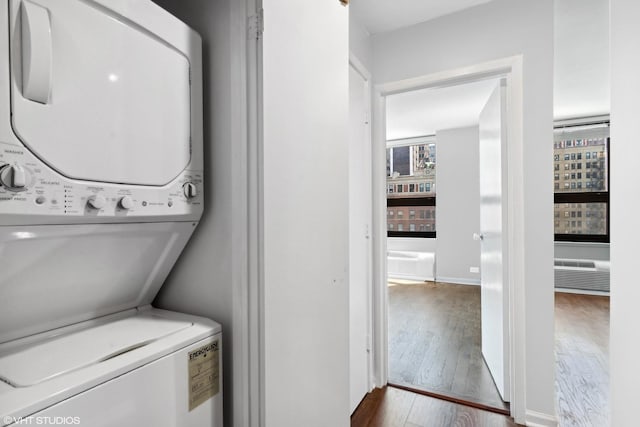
[[387, 281, 610, 426], [388, 281, 507, 411], [555, 292, 609, 427], [351, 386, 522, 427]]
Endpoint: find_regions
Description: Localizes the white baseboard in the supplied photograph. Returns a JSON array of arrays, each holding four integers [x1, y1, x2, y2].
[[435, 276, 480, 286], [525, 410, 558, 427]]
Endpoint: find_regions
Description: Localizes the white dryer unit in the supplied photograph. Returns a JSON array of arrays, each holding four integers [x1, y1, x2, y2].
[[0, 0, 221, 426]]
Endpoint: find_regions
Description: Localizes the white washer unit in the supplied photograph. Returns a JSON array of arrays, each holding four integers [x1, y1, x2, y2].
[[0, 1, 222, 426]]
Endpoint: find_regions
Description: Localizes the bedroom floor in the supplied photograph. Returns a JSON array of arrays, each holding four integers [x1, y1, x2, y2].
[[387, 281, 610, 426]]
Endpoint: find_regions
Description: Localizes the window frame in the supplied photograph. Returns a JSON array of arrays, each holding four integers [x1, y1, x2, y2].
[[553, 122, 610, 243]]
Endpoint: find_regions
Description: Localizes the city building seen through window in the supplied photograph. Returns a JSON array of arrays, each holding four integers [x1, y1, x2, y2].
[[386, 139, 436, 238], [385, 122, 609, 242], [553, 120, 609, 242]]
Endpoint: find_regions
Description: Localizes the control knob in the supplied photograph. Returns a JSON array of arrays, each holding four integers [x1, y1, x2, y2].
[[183, 182, 197, 199], [0, 163, 29, 192], [119, 196, 134, 210], [87, 194, 106, 210]]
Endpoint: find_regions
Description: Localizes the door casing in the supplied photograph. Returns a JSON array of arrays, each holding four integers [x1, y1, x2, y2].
[[371, 56, 527, 424]]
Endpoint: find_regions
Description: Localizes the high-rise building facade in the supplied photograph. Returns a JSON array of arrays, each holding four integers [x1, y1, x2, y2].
[[553, 133, 608, 237], [387, 142, 436, 233]]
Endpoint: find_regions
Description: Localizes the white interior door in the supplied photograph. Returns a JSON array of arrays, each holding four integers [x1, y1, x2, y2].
[[349, 63, 372, 413], [478, 80, 510, 402]]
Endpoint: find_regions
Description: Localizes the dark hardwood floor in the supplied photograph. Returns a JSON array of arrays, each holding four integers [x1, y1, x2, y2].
[[351, 386, 521, 427], [555, 292, 609, 427], [387, 281, 610, 426], [388, 281, 507, 411]]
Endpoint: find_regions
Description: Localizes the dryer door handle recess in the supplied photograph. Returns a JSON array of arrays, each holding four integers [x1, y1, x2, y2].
[[21, 0, 52, 104]]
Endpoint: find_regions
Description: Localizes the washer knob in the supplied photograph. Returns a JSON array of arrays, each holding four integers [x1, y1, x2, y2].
[[183, 182, 197, 199], [0, 163, 29, 191], [87, 194, 106, 210], [119, 196, 134, 210]]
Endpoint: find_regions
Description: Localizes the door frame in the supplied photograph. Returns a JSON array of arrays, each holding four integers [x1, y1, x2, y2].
[[370, 55, 527, 423], [348, 52, 375, 403]]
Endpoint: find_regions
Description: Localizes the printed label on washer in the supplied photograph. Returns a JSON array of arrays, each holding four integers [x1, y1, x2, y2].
[[188, 339, 220, 411]]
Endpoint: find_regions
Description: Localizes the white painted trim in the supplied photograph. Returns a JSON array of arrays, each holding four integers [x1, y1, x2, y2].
[[349, 53, 371, 82], [525, 410, 558, 427], [231, 1, 251, 427], [372, 55, 527, 424], [246, 0, 263, 426], [434, 277, 481, 286], [349, 52, 375, 396], [372, 91, 388, 389]]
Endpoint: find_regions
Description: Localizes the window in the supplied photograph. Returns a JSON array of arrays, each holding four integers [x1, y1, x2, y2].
[[387, 140, 437, 238], [553, 121, 609, 242]]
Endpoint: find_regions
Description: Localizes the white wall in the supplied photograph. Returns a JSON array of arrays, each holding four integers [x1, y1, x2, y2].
[[554, 242, 609, 261], [435, 126, 481, 285], [610, 2, 639, 425], [554, 0, 610, 119], [150, 1, 244, 426], [372, 0, 556, 419], [262, 1, 350, 426], [350, 13, 373, 71]]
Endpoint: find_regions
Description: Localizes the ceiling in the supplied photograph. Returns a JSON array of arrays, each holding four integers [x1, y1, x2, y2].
[[386, 79, 500, 140], [351, 0, 493, 34], [365, 0, 610, 137]]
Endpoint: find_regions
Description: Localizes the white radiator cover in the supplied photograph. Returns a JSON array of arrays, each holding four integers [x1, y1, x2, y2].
[[387, 251, 435, 281], [554, 258, 610, 292]]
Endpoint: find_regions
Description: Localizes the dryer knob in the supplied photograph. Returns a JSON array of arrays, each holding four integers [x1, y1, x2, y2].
[[0, 163, 29, 191], [119, 196, 134, 210], [183, 182, 197, 199], [87, 194, 107, 210]]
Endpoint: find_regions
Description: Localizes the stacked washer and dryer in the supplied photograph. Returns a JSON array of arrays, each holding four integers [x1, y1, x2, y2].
[[0, 0, 222, 426]]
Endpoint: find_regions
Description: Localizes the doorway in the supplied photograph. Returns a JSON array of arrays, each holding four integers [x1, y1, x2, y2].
[[370, 57, 528, 421], [383, 77, 509, 412]]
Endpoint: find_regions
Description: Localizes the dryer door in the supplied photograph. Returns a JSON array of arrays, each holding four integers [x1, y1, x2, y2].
[[9, 0, 191, 186]]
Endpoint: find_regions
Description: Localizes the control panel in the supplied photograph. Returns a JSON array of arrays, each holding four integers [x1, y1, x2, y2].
[[0, 142, 203, 223]]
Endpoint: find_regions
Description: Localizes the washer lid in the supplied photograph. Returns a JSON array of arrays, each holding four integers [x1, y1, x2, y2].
[[0, 314, 191, 387], [9, 0, 191, 186]]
